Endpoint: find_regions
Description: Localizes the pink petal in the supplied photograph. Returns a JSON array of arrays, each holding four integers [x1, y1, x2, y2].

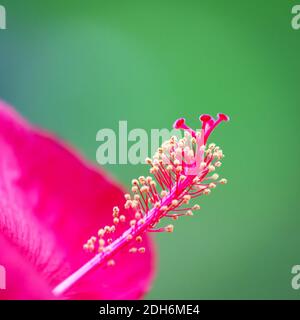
[[0, 100, 156, 300]]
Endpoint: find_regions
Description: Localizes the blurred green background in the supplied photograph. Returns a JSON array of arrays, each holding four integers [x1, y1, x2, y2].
[[1, 0, 300, 299]]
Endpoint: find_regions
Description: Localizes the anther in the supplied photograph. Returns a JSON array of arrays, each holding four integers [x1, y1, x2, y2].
[[136, 236, 143, 243], [203, 189, 211, 195], [211, 173, 219, 180], [130, 219, 137, 227], [99, 239, 105, 247], [124, 194, 131, 200], [107, 259, 115, 267], [220, 178, 227, 184], [138, 247, 146, 254], [165, 224, 174, 233], [98, 229, 105, 237], [135, 212, 142, 220]]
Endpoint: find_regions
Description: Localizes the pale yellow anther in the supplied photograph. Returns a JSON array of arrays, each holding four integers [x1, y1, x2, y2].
[[129, 247, 137, 253], [161, 190, 168, 197], [200, 162, 207, 169], [145, 157, 152, 165], [220, 178, 228, 184], [161, 205, 168, 211], [208, 165, 215, 172], [211, 173, 219, 180], [91, 236, 96, 242], [140, 186, 149, 193], [113, 206, 119, 213], [217, 151, 224, 159], [171, 200, 179, 207], [135, 212, 142, 220], [192, 204, 201, 210], [124, 193, 131, 200], [139, 176, 146, 184], [154, 202, 161, 208], [183, 195, 191, 201], [120, 215, 126, 223], [209, 143, 216, 149], [130, 219, 136, 227], [126, 234, 133, 241], [125, 200, 132, 209], [113, 217, 119, 225], [138, 218, 145, 225], [136, 236, 143, 243], [87, 243, 94, 252], [113, 206, 119, 217], [131, 186, 138, 193], [215, 161, 222, 167], [206, 149, 212, 155], [107, 259, 115, 267], [176, 166, 182, 173], [186, 210, 193, 216], [174, 159, 180, 166], [179, 175, 186, 181], [165, 224, 174, 233], [138, 247, 146, 254], [209, 183, 217, 189], [132, 179, 139, 186], [110, 226, 116, 233], [98, 228, 105, 237], [203, 188, 211, 195], [99, 239, 105, 247], [131, 200, 139, 208], [150, 166, 159, 174], [167, 165, 173, 171], [150, 180, 157, 187]]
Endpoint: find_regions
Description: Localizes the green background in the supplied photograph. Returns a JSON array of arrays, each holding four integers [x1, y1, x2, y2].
[[1, 0, 299, 299]]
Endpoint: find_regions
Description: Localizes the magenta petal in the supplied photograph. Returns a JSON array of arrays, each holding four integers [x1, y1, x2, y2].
[[0, 100, 156, 300]]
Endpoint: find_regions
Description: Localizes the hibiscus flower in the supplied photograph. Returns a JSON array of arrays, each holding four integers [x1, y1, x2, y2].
[[0, 100, 229, 300]]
